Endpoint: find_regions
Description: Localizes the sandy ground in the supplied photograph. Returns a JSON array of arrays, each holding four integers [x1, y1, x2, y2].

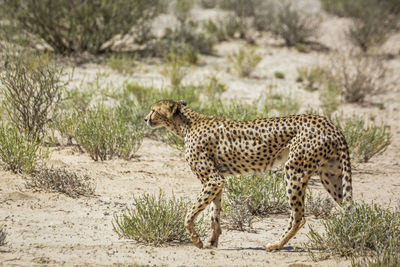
[[1, 4, 400, 267]]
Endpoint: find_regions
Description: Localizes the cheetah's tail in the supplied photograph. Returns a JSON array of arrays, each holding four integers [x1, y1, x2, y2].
[[338, 136, 352, 204]]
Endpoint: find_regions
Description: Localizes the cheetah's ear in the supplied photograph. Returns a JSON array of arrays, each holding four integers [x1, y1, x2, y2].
[[167, 101, 178, 119], [178, 100, 187, 106]]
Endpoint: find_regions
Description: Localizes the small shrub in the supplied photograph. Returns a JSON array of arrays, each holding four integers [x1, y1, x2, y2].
[[74, 104, 144, 161], [274, 71, 285, 79], [0, 124, 48, 174], [336, 115, 392, 163], [320, 0, 399, 52], [0, 226, 6, 246], [224, 16, 249, 39], [219, 0, 261, 18], [201, 99, 260, 121], [60, 86, 95, 113], [162, 50, 189, 89], [305, 190, 335, 219], [160, 26, 214, 56], [203, 19, 229, 42], [121, 82, 164, 115], [296, 66, 327, 92], [0, 52, 68, 141], [223, 172, 288, 220], [113, 191, 207, 245], [50, 110, 80, 145], [306, 201, 400, 260], [199, 0, 217, 9], [352, 237, 400, 267], [202, 75, 227, 100], [50, 85, 96, 145], [329, 52, 390, 103], [1, 0, 164, 54], [173, 0, 194, 24], [228, 46, 261, 77], [25, 168, 95, 198], [154, 0, 214, 57], [349, 14, 395, 53], [263, 91, 300, 117], [263, 1, 320, 47], [223, 194, 254, 231], [319, 78, 341, 119], [108, 54, 137, 74]]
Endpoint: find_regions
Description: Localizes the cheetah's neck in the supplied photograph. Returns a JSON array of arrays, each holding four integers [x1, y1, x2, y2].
[[171, 105, 206, 140]]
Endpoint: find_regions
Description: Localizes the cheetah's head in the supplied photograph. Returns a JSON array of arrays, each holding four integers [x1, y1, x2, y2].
[[144, 99, 187, 129]]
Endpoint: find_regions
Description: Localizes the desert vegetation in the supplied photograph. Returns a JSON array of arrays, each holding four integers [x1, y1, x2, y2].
[[306, 201, 400, 266], [0, 0, 399, 265], [113, 191, 207, 245]]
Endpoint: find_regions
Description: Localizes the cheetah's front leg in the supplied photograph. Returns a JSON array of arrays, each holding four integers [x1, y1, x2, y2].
[[185, 181, 224, 249]]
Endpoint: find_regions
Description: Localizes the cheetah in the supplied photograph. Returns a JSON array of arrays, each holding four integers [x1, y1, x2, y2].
[[144, 99, 352, 251]]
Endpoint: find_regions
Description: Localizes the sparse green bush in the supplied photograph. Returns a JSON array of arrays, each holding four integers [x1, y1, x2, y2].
[[0, 0, 164, 54], [74, 104, 144, 161], [121, 82, 164, 116], [223, 194, 254, 231], [352, 237, 400, 267], [223, 172, 288, 223], [203, 19, 229, 42], [228, 46, 261, 77], [108, 54, 137, 74], [321, 0, 400, 18], [274, 71, 285, 79], [321, 0, 399, 52], [331, 53, 390, 103], [224, 16, 249, 39], [0, 124, 48, 174], [0, 52, 68, 141], [201, 99, 260, 121], [50, 110, 80, 145], [113, 191, 207, 245], [25, 168, 95, 198], [162, 50, 189, 89], [319, 78, 341, 119], [305, 190, 335, 219], [306, 201, 400, 261], [0, 226, 6, 246], [336, 115, 391, 163], [296, 66, 327, 92], [60, 86, 95, 113], [263, 1, 320, 47], [219, 0, 262, 18], [349, 16, 394, 53], [203, 16, 248, 41], [201, 76, 227, 100], [199, 0, 217, 9], [263, 91, 300, 117], [173, 0, 194, 24], [153, 0, 214, 57]]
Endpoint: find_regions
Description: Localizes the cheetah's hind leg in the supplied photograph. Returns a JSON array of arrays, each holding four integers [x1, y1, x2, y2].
[[204, 190, 223, 249], [265, 160, 311, 251]]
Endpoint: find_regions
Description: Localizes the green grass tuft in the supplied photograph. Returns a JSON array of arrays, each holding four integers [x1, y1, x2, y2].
[[113, 191, 207, 245], [306, 201, 400, 262], [223, 172, 288, 231], [0, 124, 48, 174], [336, 115, 391, 163]]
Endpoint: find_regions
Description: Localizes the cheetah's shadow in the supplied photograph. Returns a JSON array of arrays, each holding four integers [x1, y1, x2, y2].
[[220, 246, 300, 252]]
